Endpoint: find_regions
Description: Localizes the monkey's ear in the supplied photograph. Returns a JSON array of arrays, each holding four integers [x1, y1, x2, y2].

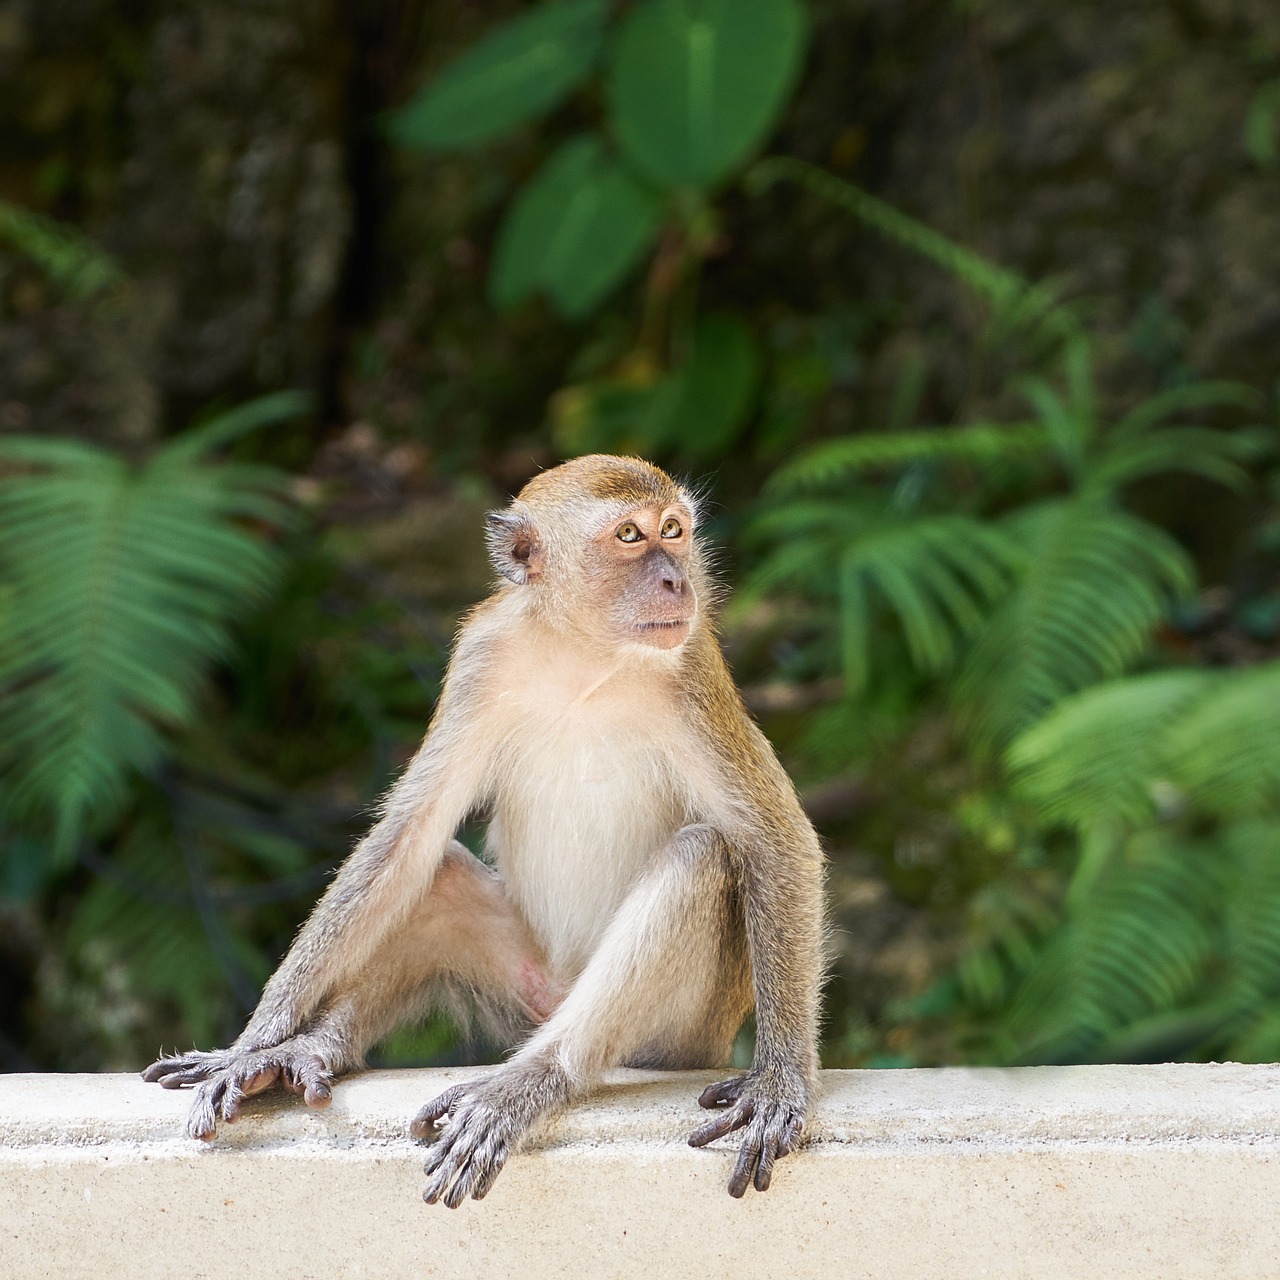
[[485, 510, 543, 585]]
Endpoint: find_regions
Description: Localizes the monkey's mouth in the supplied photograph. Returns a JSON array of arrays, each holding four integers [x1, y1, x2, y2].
[[632, 618, 692, 647], [634, 619, 691, 633]]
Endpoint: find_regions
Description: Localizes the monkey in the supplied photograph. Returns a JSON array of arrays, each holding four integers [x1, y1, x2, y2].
[[143, 454, 825, 1204]]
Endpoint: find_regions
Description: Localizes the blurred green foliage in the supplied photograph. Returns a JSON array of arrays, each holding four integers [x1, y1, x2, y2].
[[3, 0, 1280, 1077]]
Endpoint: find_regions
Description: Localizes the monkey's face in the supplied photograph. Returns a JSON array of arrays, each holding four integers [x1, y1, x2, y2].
[[486, 455, 703, 653], [594, 503, 698, 651]]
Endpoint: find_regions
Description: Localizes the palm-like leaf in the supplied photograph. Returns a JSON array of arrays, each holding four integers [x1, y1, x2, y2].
[[0, 398, 299, 855]]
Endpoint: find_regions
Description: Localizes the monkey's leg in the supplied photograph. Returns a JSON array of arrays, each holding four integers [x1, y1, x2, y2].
[[414, 824, 752, 1207], [144, 843, 558, 1139]]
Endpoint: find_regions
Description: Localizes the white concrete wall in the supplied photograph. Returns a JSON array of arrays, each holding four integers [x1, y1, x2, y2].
[[2, 1064, 1278, 1279]]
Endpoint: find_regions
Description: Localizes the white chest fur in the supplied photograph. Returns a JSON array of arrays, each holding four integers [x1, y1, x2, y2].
[[485, 662, 689, 975]]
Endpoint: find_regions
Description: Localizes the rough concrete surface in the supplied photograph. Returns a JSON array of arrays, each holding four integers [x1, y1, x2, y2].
[[2, 1064, 1279, 1278]]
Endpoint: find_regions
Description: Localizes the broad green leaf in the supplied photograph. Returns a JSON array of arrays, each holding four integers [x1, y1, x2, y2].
[[1245, 79, 1280, 169], [489, 137, 663, 318], [651, 314, 759, 456], [549, 315, 758, 457], [390, 0, 607, 150], [608, 0, 808, 188]]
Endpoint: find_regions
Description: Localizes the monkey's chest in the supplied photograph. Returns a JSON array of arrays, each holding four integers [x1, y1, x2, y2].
[[488, 721, 684, 974]]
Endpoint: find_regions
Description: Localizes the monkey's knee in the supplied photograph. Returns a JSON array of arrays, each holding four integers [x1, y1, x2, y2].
[[665, 823, 731, 871], [430, 840, 499, 901], [422, 841, 559, 1022]]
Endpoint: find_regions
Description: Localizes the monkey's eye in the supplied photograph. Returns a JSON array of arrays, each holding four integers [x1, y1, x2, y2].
[[660, 517, 683, 539], [616, 522, 643, 543]]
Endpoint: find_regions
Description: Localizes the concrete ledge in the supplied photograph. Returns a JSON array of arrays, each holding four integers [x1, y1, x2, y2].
[[2, 1064, 1279, 1278]]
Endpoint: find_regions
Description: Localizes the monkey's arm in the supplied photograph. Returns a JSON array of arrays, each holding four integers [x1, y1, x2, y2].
[[143, 626, 500, 1133], [688, 721, 825, 1196]]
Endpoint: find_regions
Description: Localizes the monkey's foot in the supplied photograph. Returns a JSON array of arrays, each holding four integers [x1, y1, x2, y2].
[[142, 1041, 339, 1140], [688, 1071, 807, 1196], [412, 1079, 537, 1208]]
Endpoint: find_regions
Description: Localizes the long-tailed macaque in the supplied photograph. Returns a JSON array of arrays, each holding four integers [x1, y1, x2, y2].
[[144, 454, 825, 1204]]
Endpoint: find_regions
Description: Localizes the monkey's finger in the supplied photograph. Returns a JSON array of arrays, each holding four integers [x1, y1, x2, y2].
[[291, 1056, 332, 1109], [304, 1080, 332, 1108], [422, 1110, 474, 1178], [443, 1150, 492, 1210], [423, 1114, 483, 1183], [470, 1141, 513, 1202], [142, 1059, 186, 1083], [187, 1081, 225, 1141], [687, 1101, 750, 1147], [242, 1067, 281, 1097], [423, 1136, 480, 1206], [754, 1130, 784, 1193], [727, 1123, 767, 1198], [697, 1076, 746, 1109], [422, 1158, 457, 1206], [410, 1085, 466, 1140], [220, 1077, 246, 1124], [777, 1114, 804, 1157], [444, 1123, 513, 1208], [145, 1053, 220, 1086], [155, 1067, 216, 1089]]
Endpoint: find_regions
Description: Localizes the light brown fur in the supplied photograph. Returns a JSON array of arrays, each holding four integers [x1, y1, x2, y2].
[[144, 455, 825, 1203]]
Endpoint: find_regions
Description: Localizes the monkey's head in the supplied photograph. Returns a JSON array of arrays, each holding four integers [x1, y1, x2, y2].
[[485, 455, 703, 652]]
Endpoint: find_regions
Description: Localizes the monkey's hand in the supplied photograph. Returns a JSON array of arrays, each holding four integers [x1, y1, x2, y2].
[[141, 1040, 341, 1141], [688, 1070, 807, 1196], [411, 1073, 547, 1209]]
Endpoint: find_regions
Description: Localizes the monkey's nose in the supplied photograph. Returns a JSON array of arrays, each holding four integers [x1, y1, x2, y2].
[[661, 572, 686, 596]]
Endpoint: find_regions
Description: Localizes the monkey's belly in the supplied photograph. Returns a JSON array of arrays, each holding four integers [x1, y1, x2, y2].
[[487, 737, 684, 974]]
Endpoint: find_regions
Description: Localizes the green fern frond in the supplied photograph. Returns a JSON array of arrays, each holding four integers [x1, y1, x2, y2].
[[1007, 670, 1217, 829], [980, 273, 1080, 357], [1165, 662, 1280, 815], [1112, 381, 1260, 441], [1013, 336, 1097, 478], [1007, 830, 1217, 1062], [746, 498, 1022, 694], [0, 401, 301, 856], [167, 391, 315, 459], [0, 199, 122, 299], [747, 157, 1079, 348], [766, 422, 1049, 494], [67, 824, 259, 1046], [1087, 427, 1261, 492], [1218, 820, 1280, 1007], [958, 500, 1195, 747]]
